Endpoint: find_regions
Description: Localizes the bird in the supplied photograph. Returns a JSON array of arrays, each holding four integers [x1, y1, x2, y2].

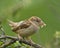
[[8, 16, 46, 44]]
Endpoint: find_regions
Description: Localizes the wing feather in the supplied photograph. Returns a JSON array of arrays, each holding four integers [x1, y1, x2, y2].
[[12, 20, 31, 32]]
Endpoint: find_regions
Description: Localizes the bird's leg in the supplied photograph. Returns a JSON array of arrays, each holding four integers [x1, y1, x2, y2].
[[17, 34, 23, 40], [24, 36, 35, 48], [17, 34, 24, 47], [25, 37, 35, 44], [25, 37, 42, 48]]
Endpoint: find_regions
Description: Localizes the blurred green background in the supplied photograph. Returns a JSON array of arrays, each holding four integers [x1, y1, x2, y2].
[[0, 0, 60, 48]]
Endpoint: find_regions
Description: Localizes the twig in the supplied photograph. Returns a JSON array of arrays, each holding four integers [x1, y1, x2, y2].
[[0, 39, 16, 48], [0, 35, 43, 48], [0, 28, 5, 35], [0, 26, 5, 35], [0, 26, 8, 43]]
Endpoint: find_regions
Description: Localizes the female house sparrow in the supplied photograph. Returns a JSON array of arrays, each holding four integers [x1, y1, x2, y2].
[[8, 16, 46, 44]]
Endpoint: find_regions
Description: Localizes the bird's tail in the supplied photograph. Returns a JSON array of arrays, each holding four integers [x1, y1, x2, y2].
[[7, 20, 18, 27]]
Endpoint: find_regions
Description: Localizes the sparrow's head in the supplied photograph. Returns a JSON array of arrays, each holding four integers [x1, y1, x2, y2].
[[29, 16, 46, 28]]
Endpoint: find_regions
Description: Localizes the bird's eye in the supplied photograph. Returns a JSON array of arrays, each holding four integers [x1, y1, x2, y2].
[[36, 20, 40, 22]]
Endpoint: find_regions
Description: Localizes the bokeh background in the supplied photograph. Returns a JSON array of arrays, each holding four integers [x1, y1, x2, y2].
[[0, 0, 60, 48]]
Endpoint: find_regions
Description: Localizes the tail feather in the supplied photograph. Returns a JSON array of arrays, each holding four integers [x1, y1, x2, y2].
[[7, 20, 17, 27]]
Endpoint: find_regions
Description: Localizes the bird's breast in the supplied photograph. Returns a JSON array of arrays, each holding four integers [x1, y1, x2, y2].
[[17, 25, 40, 37]]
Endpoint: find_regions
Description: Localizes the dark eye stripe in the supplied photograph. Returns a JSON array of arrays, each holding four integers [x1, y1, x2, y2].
[[36, 19, 41, 22]]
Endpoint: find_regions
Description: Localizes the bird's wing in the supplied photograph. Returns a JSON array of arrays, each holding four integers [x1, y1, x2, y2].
[[12, 20, 31, 32]]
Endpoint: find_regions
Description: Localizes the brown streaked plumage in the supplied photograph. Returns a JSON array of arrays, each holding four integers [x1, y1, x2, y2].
[[8, 16, 46, 44]]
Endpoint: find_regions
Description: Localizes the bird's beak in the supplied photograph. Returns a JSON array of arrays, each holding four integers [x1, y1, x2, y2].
[[39, 21, 46, 28], [41, 23, 46, 28]]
